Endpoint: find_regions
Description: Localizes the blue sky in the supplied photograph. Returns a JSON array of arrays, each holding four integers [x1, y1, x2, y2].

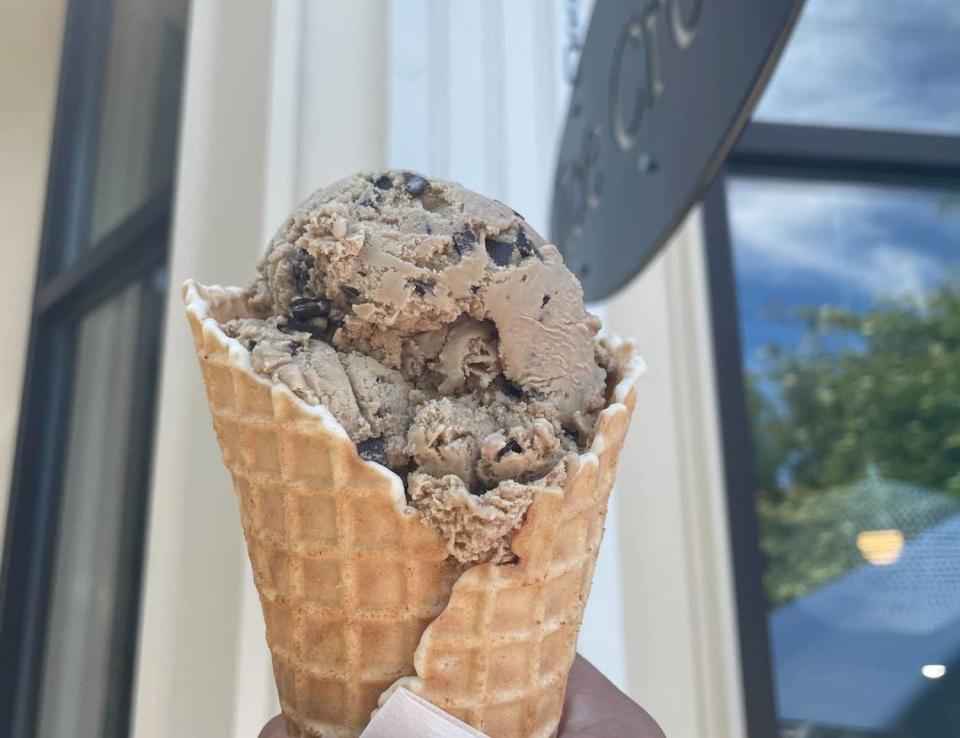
[[755, 0, 960, 134], [731, 0, 960, 384], [728, 178, 960, 379]]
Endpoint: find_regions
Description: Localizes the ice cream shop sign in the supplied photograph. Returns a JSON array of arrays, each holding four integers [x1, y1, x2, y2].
[[552, 0, 804, 301]]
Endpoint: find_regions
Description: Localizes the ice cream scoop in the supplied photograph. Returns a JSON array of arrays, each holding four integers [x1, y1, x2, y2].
[[249, 171, 605, 426], [224, 171, 610, 563]]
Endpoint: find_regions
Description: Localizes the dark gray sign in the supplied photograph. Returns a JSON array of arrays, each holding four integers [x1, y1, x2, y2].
[[552, 0, 804, 300]]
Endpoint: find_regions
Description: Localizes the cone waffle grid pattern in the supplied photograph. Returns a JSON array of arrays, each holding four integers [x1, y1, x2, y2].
[[184, 280, 642, 738], [186, 282, 461, 737]]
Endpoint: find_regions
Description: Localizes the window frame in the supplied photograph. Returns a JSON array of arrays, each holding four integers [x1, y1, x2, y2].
[[705, 120, 960, 738], [0, 0, 179, 735]]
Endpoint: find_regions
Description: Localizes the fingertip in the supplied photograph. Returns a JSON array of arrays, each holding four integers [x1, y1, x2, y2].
[[257, 714, 290, 738]]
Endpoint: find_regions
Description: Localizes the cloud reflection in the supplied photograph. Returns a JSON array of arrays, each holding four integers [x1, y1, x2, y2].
[[728, 179, 944, 300], [755, 0, 960, 134]]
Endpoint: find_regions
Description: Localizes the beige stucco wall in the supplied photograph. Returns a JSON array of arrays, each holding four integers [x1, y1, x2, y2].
[[0, 0, 66, 538]]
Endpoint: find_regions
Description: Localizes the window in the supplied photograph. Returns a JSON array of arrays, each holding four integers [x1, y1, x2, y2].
[[0, 1, 189, 736], [705, 1, 960, 736], [755, 0, 960, 135]]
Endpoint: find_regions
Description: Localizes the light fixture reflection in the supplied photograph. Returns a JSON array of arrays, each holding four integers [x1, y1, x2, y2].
[[856, 529, 904, 565], [922, 664, 946, 679]]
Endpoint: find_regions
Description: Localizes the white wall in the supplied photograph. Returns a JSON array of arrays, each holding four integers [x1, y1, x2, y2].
[[605, 214, 746, 738], [389, 0, 570, 237], [0, 0, 66, 543]]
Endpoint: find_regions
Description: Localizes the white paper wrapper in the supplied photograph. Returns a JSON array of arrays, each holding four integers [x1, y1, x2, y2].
[[361, 688, 490, 738]]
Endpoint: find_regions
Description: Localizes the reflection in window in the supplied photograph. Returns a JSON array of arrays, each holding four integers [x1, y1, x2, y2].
[[754, 0, 960, 134], [728, 177, 960, 737], [80, 0, 188, 257], [37, 283, 143, 738]]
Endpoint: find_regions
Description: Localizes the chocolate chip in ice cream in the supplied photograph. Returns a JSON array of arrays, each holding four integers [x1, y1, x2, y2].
[[485, 237, 513, 266], [515, 227, 539, 259], [293, 249, 314, 293], [410, 279, 434, 297], [278, 316, 324, 339], [374, 174, 393, 190], [322, 316, 342, 343], [453, 227, 477, 256], [496, 439, 523, 461], [356, 436, 387, 464], [402, 172, 429, 197], [290, 297, 329, 322], [340, 285, 361, 301]]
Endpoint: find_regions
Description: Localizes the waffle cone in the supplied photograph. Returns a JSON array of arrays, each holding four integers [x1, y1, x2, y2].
[[184, 279, 643, 738]]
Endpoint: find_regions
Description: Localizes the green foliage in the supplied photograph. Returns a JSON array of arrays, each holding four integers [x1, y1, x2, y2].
[[748, 276, 960, 606], [757, 473, 959, 607], [758, 488, 860, 607]]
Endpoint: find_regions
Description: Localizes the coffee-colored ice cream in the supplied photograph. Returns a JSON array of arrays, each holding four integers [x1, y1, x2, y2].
[[222, 170, 608, 563]]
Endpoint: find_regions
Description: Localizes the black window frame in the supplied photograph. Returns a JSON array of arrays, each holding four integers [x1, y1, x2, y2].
[[705, 121, 960, 738], [0, 0, 184, 735]]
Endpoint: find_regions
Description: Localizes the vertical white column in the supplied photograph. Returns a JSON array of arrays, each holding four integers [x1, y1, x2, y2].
[[387, 0, 569, 237], [578, 301, 631, 689], [294, 0, 388, 201], [604, 212, 746, 738]]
